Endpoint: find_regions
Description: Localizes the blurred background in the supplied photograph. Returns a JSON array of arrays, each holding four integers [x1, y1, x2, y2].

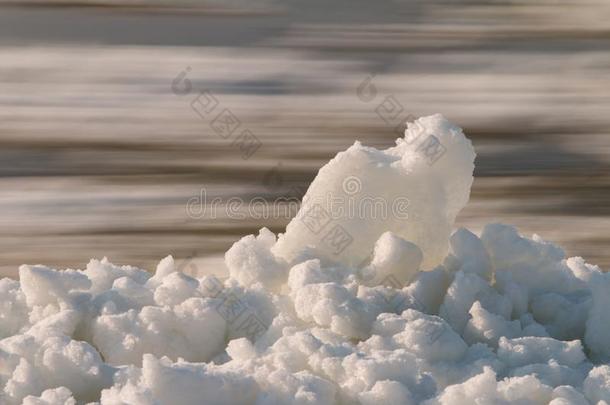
[[0, 0, 609, 277]]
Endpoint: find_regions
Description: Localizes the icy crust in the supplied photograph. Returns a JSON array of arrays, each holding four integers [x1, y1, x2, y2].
[[0, 224, 609, 404], [1, 115, 609, 404]]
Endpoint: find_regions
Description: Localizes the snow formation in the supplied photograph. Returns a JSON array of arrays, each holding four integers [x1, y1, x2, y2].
[[1, 114, 609, 404]]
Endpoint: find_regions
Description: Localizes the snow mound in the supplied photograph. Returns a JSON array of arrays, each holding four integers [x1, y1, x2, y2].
[[273, 113, 475, 270], [0, 114, 607, 404]]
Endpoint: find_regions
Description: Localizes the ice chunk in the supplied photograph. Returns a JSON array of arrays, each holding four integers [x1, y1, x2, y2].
[[288, 259, 336, 292], [509, 361, 588, 389], [497, 337, 586, 368], [226, 337, 257, 362], [495, 272, 529, 319], [84, 257, 150, 295], [226, 228, 288, 289], [255, 368, 336, 405], [101, 354, 258, 405], [550, 385, 589, 405], [446, 228, 492, 281], [293, 282, 377, 339], [153, 272, 199, 306], [19, 265, 90, 307], [358, 380, 414, 405], [404, 266, 450, 315], [273, 114, 475, 269], [531, 291, 590, 341], [361, 231, 423, 286], [583, 365, 610, 403], [0, 279, 28, 339], [154, 255, 175, 280], [1, 335, 114, 404], [439, 271, 511, 334], [371, 309, 468, 363], [463, 301, 521, 347], [424, 367, 554, 405], [92, 297, 226, 366], [339, 349, 435, 402], [585, 272, 610, 360], [112, 276, 154, 308], [145, 255, 176, 288], [481, 224, 586, 294], [22, 387, 76, 405], [566, 256, 601, 284]]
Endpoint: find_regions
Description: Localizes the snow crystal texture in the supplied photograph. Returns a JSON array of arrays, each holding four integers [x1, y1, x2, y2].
[[1, 115, 608, 404]]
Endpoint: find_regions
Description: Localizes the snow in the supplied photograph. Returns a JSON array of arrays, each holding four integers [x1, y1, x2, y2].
[[0, 114, 608, 404]]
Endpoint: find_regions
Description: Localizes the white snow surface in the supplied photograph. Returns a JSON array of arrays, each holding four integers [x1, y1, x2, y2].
[[1, 114, 608, 404]]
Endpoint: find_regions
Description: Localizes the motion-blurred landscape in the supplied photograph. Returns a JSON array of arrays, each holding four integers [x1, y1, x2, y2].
[[0, 0, 609, 277]]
